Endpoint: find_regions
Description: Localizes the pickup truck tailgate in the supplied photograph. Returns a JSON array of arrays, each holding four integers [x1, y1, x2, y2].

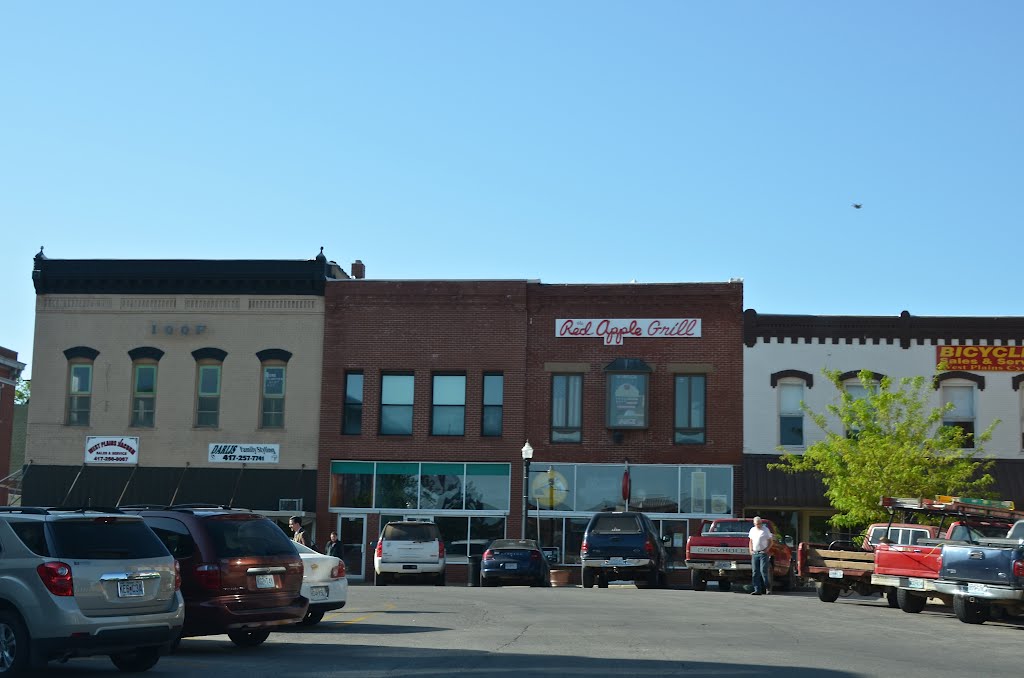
[[941, 543, 1024, 585]]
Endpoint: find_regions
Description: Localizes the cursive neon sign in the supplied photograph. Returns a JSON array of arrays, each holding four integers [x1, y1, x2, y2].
[[555, 318, 701, 345]]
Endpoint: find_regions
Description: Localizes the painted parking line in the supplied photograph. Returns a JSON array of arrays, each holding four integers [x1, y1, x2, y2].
[[327, 601, 397, 624]]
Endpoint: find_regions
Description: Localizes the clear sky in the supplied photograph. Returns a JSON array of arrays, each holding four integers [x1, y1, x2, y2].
[[3, 2, 1022, 378]]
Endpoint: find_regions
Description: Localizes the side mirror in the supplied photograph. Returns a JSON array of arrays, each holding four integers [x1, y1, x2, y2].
[[662, 535, 671, 543], [784, 536, 795, 548]]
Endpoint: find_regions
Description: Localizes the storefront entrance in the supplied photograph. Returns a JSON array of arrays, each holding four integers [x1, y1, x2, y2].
[[339, 515, 367, 581]]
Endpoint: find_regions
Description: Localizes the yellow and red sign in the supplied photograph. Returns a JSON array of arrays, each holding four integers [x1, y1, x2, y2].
[[936, 345, 1024, 372]]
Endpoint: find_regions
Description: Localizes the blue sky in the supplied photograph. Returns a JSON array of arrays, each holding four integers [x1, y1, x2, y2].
[[3, 2, 1022, 377]]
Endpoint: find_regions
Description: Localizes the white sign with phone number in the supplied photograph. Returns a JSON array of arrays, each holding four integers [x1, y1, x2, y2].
[[85, 436, 140, 465], [208, 443, 280, 464]]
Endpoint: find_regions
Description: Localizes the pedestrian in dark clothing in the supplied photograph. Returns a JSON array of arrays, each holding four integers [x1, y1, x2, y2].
[[324, 531, 344, 559]]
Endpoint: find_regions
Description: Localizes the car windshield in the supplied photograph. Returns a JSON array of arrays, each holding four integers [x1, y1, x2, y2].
[[383, 523, 438, 541], [50, 518, 169, 559], [590, 515, 642, 534], [205, 516, 298, 557]]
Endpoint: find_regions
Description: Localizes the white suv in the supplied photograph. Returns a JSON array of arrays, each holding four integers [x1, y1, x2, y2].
[[373, 521, 446, 585], [0, 507, 183, 674]]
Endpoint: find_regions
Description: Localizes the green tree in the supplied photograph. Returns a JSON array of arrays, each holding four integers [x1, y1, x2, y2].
[[15, 377, 30, 404], [769, 369, 996, 527]]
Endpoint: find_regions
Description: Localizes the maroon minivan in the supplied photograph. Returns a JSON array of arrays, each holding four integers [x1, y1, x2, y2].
[[124, 506, 307, 647]]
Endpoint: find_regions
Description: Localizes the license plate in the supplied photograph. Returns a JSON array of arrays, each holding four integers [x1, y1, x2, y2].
[[505, 563, 518, 570], [608, 558, 626, 565], [908, 578, 925, 590], [310, 585, 329, 600], [402, 564, 418, 570], [117, 580, 145, 597], [967, 582, 988, 595], [713, 561, 733, 569], [829, 569, 844, 579], [255, 574, 276, 589]]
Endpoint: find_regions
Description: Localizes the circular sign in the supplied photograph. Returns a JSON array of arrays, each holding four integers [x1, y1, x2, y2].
[[530, 468, 569, 508]]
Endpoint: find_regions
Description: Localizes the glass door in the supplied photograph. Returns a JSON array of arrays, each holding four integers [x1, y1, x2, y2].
[[339, 515, 367, 581]]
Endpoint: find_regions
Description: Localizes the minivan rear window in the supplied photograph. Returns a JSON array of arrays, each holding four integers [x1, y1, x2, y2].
[[50, 518, 169, 559], [590, 515, 642, 534], [383, 523, 439, 542], [205, 516, 298, 557]]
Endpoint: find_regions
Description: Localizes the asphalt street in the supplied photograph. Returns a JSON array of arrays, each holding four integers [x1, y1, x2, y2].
[[31, 583, 1023, 677]]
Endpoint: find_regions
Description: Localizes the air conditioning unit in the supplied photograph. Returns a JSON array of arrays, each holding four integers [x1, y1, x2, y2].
[[278, 498, 303, 512]]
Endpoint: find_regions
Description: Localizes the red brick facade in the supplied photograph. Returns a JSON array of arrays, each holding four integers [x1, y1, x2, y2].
[[0, 347, 26, 505], [317, 279, 744, 580]]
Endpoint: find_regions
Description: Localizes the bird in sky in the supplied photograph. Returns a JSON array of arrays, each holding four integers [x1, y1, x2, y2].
[[851, 203, 863, 209]]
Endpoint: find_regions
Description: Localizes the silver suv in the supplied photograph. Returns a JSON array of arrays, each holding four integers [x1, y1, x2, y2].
[[0, 507, 184, 674]]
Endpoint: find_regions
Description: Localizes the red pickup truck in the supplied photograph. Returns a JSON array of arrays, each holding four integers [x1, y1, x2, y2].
[[797, 523, 936, 605], [685, 518, 795, 592], [869, 497, 1021, 613]]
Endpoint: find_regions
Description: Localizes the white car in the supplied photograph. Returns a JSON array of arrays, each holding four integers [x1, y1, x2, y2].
[[374, 520, 446, 585], [294, 542, 348, 625]]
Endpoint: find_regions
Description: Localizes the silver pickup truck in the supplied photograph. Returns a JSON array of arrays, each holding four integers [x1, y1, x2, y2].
[[932, 519, 1024, 624]]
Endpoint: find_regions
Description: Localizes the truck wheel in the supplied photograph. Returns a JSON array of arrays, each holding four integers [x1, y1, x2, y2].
[[718, 580, 732, 592], [692, 575, 707, 591], [897, 588, 926, 613], [375, 572, 390, 586], [885, 587, 899, 608], [816, 582, 840, 603], [110, 646, 161, 672], [778, 562, 797, 591], [953, 596, 989, 624], [597, 575, 609, 589], [582, 568, 595, 589]]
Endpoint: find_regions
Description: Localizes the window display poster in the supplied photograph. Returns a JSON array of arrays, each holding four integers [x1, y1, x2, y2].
[[711, 494, 728, 514], [609, 373, 646, 428], [690, 471, 706, 513]]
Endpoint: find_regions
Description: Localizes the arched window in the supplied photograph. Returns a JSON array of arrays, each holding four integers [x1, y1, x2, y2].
[[128, 347, 164, 428], [256, 349, 292, 429], [193, 348, 228, 428], [64, 346, 99, 426], [771, 370, 812, 447]]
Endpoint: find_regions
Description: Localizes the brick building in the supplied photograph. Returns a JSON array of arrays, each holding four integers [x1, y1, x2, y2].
[[0, 347, 27, 504], [317, 278, 744, 583]]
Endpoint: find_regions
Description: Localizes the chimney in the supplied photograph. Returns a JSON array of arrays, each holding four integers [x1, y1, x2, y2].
[[351, 260, 365, 280]]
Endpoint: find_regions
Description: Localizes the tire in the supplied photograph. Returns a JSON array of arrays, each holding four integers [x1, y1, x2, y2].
[[645, 568, 663, 589], [816, 582, 841, 603], [897, 588, 926, 614], [227, 629, 271, 648], [776, 562, 797, 591], [110, 647, 160, 673], [0, 610, 30, 675], [885, 587, 899, 609], [597, 575, 609, 589], [481, 576, 497, 587], [435, 571, 446, 586], [692, 575, 707, 592], [531, 576, 546, 588], [582, 568, 595, 589], [954, 596, 989, 625], [718, 579, 732, 592], [374, 572, 389, 586], [300, 609, 325, 626]]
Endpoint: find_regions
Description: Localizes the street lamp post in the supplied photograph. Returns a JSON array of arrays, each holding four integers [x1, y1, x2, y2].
[[521, 441, 533, 539]]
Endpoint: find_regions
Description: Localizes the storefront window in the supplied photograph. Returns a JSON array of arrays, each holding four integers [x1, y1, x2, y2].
[[658, 519, 689, 568], [564, 518, 589, 564], [329, 461, 373, 508], [420, 463, 464, 510], [526, 517, 564, 563], [375, 462, 419, 509], [679, 466, 732, 516], [629, 465, 679, 513], [465, 464, 510, 511], [529, 464, 574, 511], [575, 465, 625, 513]]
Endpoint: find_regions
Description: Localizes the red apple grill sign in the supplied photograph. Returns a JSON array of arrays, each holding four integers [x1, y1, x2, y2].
[[85, 436, 140, 465]]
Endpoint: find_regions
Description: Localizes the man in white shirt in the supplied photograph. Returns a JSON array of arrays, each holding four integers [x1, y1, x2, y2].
[[748, 516, 774, 595]]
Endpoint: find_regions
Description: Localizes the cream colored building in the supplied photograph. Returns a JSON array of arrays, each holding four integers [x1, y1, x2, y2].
[[24, 249, 356, 542]]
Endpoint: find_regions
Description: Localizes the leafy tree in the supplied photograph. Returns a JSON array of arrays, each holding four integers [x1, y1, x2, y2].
[[15, 377, 29, 404], [769, 369, 996, 528]]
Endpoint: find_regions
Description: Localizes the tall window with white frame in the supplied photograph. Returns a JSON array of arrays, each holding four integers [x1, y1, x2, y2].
[[342, 371, 363, 435], [66, 361, 93, 426], [674, 374, 706, 444], [482, 372, 504, 437], [942, 384, 975, 448], [551, 373, 583, 443], [196, 363, 222, 428], [380, 373, 414, 435], [131, 362, 158, 427], [260, 363, 286, 428], [431, 374, 466, 436], [779, 382, 804, 446]]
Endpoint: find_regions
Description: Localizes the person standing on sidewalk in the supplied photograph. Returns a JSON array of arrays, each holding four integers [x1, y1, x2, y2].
[[748, 516, 774, 595]]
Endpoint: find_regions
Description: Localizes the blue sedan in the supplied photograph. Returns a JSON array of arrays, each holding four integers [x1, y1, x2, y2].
[[481, 539, 551, 587]]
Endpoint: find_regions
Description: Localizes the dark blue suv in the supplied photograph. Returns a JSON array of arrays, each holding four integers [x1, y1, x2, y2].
[[580, 511, 669, 588]]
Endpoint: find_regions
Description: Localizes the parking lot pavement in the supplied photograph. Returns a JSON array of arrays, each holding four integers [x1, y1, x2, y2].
[[35, 584, 1024, 677]]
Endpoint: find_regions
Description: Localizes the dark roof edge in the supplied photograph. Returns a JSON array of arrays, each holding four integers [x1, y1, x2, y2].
[[744, 309, 1024, 348]]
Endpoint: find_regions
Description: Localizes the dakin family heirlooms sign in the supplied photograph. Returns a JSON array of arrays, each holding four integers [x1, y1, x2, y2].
[[556, 318, 702, 346]]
